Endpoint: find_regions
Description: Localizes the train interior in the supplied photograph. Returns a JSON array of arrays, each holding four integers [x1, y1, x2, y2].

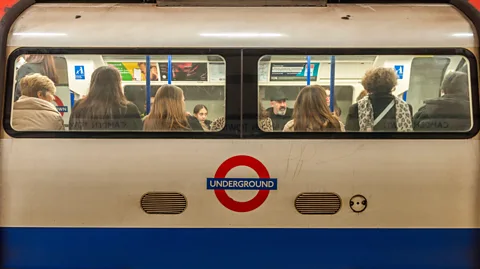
[[10, 53, 470, 131]]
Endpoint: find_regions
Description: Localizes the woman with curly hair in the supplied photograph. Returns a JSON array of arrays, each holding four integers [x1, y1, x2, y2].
[[345, 67, 413, 132]]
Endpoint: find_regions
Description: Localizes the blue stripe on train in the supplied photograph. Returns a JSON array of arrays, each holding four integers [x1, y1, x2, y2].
[[2, 227, 479, 269]]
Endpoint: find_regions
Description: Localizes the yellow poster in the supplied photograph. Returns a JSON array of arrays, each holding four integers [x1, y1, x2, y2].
[[107, 62, 159, 81]]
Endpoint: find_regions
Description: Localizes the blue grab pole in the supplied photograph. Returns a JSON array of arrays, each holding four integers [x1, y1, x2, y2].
[[168, 55, 172, 84], [329, 55, 336, 113], [306, 56, 311, 85], [70, 90, 75, 109], [146, 55, 151, 115], [402, 90, 407, 101]]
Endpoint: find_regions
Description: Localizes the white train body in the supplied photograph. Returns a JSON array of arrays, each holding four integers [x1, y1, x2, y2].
[[1, 2, 479, 269]]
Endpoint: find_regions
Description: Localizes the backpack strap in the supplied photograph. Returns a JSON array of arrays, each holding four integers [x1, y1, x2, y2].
[[373, 100, 395, 127]]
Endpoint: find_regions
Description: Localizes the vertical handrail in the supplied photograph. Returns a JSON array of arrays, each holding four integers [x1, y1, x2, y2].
[[329, 55, 336, 113], [402, 90, 407, 101], [70, 90, 75, 109], [306, 55, 311, 85], [146, 55, 151, 115], [168, 55, 172, 84]]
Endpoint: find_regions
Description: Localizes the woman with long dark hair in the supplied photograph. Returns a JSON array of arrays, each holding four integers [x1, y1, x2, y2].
[[193, 104, 212, 131], [283, 85, 344, 132], [14, 55, 59, 102], [69, 66, 143, 131]]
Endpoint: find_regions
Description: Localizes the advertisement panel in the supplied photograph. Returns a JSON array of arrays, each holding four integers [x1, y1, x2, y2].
[[107, 62, 160, 81], [159, 62, 208, 82], [270, 63, 320, 81]]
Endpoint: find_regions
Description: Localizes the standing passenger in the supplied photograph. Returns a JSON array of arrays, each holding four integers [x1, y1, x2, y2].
[[14, 55, 59, 102], [143, 85, 203, 131], [345, 67, 413, 132], [12, 73, 64, 131], [283, 85, 344, 132], [69, 66, 143, 131]]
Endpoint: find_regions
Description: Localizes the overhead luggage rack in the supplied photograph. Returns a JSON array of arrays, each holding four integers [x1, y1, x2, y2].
[[156, 0, 327, 7]]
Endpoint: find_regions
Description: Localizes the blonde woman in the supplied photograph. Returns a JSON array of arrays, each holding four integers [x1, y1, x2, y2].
[[12, 73, 64, 131]]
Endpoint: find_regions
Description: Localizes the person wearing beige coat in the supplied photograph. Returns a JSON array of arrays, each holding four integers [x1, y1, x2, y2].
[[12, 73, 65, 131]]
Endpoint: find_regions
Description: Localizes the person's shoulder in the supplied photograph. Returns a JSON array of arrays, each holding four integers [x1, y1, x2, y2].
[[348, 103, 359, 113], [210, 116, 225, 131], [17, 63, 37, 77], [283, 119, 295, 131], [126, 101, 138, 109], [125, 101, 141, 113], [259, 117, 273, 132], [71, 98, 85, 112]]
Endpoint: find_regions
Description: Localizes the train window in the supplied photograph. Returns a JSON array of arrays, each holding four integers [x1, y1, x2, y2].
[[8, 54, 226, 133], [258, 55, 473, 133]]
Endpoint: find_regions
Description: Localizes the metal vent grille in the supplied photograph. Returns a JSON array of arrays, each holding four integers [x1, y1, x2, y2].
[[141, 192, 187, 214], [295, 192, 341, 215]]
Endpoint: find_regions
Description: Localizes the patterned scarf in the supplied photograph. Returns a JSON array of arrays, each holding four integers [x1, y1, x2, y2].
[[357, 95, 413, 132]]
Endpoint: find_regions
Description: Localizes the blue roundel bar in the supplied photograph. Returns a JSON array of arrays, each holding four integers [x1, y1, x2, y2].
[[207, 178, 278, 190]]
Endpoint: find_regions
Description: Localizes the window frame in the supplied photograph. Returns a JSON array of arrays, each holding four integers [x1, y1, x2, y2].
[[242, 48, 479, 139], [3, 47, 242, 139]]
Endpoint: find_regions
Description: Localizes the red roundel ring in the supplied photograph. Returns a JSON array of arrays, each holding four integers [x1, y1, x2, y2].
[[214, 155, 271, 213], [54, 95, 64, 116]]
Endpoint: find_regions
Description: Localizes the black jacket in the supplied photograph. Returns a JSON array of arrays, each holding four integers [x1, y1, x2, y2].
[[266, 107, 293, 131], [69, 101, 143, 131], [346, 93, 413, 131], [413, 94, 470, 131], [187, 115, 204, 131]]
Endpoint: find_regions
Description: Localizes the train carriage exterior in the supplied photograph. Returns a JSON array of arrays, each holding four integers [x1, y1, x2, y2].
[[1, 0, 480, 268]]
